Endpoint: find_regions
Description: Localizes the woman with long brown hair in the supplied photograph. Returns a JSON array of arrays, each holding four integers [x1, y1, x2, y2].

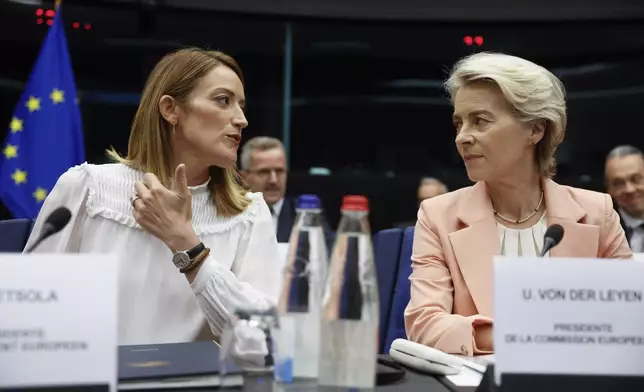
[[25, 48, 281, 345]]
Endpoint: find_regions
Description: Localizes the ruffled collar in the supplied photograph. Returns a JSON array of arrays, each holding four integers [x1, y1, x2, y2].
[[75, 163, 264, 235], [188, 178, 211, 194]]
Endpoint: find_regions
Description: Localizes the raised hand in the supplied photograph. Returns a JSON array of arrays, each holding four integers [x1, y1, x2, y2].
[[132, 164, 199, 252]]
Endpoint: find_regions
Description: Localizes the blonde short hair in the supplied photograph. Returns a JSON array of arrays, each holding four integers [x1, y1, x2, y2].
[[445, 52, 567, 178], [419, 177, 448, 194], [240, 136, 285, 170], [107, 47, 250, 217]]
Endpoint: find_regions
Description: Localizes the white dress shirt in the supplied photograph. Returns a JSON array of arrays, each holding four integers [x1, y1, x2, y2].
[[24, 163, 281, 345], [270, 197, 284, 232], [620, 210, 644, 253], [496, 212, 548, 257]]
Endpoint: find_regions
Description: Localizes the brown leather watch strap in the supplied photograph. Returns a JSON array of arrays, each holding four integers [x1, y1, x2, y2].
[[180, 247, 210, 274]]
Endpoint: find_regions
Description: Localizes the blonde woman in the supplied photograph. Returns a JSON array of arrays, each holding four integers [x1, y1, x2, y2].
[[405, 52, 632, 356], [25, 48, 281, 346]]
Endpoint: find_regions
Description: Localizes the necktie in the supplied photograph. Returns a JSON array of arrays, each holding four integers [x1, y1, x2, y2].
[[268, 205, 275, 216]]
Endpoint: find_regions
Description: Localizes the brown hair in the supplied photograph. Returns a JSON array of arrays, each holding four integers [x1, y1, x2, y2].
[[107, 47, 250, 217]]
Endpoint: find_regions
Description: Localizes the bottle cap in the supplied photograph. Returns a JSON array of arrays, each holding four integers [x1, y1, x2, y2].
[[297, 194, 321, 209], [341, 195, 369, 211]]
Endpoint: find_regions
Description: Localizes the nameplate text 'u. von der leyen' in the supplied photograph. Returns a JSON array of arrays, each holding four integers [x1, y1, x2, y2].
[[493, 257, 644, 383], [0, 254, 118, 391]]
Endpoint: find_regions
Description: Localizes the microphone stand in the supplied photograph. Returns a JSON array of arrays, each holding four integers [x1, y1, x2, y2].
[[23, 223, 56, 253], [538, 238, 555, 257]]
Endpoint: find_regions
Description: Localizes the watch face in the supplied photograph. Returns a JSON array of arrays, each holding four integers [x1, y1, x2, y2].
[[172, 252, 191, 269]]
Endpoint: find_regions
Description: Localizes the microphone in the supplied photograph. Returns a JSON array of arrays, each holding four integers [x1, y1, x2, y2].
[[539, 224, 564, 257], [24, 207, 72, 253]]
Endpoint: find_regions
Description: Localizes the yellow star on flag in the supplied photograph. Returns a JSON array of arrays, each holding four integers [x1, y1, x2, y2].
[[25, 96, 41, 112], [33, 187, 48, 202], [9, 117, 23, 133], [3, 144, 17, 159], [50, 88, 65, 104], [11, 169, 27, 185]]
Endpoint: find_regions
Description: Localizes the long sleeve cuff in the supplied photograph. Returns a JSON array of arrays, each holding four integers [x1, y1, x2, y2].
[[190, 254, 274, 338], [190, 254, 219, 295], [430, 314, 493, 356], [432, 315, 475, 355]]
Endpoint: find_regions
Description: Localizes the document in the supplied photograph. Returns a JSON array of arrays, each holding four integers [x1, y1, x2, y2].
[[445, 354, 493, 387], [446, 366, 484, 387]]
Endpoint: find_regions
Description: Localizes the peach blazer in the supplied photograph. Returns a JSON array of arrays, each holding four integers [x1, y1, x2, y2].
[[404, 179, 632, 356]]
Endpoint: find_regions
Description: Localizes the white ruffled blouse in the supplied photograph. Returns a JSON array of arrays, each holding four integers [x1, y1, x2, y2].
[[24, 163, 281, 345]]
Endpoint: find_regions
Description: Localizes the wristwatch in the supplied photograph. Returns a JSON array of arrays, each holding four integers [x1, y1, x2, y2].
[[172, 242, 206, 269]]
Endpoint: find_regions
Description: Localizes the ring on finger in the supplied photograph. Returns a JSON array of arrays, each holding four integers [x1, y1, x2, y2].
[[130, 194, 141, 207]]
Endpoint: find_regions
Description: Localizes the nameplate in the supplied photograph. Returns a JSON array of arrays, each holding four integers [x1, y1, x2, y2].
[[493, 257, 644, 382], [0, 254, 118, 391]]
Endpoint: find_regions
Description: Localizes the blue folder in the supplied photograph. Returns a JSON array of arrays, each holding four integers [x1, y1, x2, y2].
[[118, 341, 244, 390]]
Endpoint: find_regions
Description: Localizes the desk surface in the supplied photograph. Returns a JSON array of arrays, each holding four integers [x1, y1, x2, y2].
[[123, 370, 455, 392], [240, 371, 453, 392]]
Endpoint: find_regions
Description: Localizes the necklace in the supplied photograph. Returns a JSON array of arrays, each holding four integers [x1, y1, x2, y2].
[[493, 191, 544, 224]]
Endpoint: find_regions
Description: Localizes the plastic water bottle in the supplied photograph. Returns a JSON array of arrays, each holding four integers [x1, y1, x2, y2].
[[318, 195, 379, 391], [274, 194, 329, 385]]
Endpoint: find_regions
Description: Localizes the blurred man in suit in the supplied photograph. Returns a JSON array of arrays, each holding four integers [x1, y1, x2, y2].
[[605, 145, 644, 252], [240, 137, 335, 247], [417, 177, 448, 206], [396, 177, 448, 228], [239, 137, 291, 241]]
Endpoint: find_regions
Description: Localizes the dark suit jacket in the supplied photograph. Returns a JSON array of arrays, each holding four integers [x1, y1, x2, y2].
[[276, 196, 336, 252], [614, 200, 634, 247]]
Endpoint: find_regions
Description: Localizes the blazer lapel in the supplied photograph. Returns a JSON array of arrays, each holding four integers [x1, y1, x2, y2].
[[543, 179, 599, 258], [448, 182, 499, 317], [446, 179, 601, 317]]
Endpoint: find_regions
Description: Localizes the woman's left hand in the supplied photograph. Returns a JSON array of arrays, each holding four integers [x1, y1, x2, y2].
[[132, 164, 199, 251]]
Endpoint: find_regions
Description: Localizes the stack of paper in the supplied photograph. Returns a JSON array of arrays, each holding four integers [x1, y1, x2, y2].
[[445, 355, 495, 387]]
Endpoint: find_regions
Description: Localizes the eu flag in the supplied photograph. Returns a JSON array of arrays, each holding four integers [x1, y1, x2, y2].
[[0, 6, 85, 219]]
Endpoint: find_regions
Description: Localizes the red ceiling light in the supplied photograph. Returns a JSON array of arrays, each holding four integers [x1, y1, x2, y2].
[[36, 8, 93, 31], [72, 21, 92, 31], [463, 35, 484, 47], [35, 8, 56, 26]]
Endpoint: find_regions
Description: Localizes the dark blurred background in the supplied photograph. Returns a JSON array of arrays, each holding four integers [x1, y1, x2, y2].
[[1, 0, 643, 231]]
